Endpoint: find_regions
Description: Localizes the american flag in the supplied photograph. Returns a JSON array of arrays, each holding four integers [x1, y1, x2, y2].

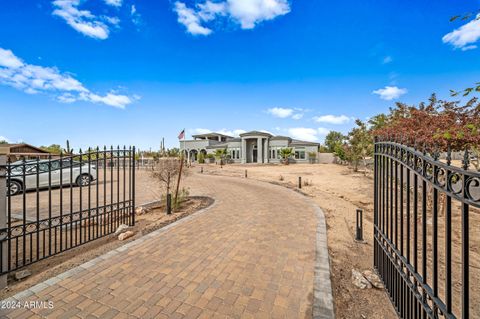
[[178, 129, 185, 140]]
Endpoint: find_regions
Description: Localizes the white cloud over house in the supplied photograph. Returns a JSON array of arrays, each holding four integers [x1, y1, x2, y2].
[[313, 114, 351, 125], [267, 107, 293, 118], [267, 107, 304, 120], [287, 127, 330, 142], [173, 0, 291, 35], [443, 14, 480, 51], [0, 47, 137, 108], [191, 128, 246, 137], [372, 86, 407, 100], [52, 0, 121, 40]]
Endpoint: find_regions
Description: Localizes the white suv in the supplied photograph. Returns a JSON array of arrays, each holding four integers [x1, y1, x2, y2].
[[8, 159, 97, 196]]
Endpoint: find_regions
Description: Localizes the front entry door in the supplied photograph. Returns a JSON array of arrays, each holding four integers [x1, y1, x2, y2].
[[252, 149, 257, 163]]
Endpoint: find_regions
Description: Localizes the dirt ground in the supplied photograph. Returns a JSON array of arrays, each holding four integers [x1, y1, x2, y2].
[[0, 196, 213, 300]]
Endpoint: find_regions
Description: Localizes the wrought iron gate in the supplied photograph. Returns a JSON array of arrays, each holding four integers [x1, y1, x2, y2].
[[374, 139, 479, 319], [0, 146, 135, 275]]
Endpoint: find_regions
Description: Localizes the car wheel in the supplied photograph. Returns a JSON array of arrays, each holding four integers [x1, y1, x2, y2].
[[76, 174, 92, 187], [9, 180, 22, 196]]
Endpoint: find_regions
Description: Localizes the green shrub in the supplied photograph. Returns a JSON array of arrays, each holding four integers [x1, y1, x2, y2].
[[174, 187, 190, 210], [198, 152, 205, 164]]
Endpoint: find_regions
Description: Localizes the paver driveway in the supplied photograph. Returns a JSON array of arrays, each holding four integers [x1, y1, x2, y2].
[[2, 173, 327, 319]]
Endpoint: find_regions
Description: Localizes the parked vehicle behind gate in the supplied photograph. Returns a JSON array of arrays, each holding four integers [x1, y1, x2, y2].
[[7, 159, 97, 196]]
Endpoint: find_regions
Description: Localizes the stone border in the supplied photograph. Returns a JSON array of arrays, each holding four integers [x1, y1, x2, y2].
[[1, 197, 217, 304], [311, 202, 335, 319]]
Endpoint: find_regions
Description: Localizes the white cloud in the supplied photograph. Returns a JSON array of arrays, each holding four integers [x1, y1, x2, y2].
[[317, 127, 330, 135], [227, 0, 290, 29], [267, 107, 304, 119], [443, 14, 480, 50], [372, 86, 407, 100], [52, 0, 120, 40], [461, 45, 477, 51], [0, 136, 10, 143], [130, 5, 143, 27], [0, 47, 137, 108], [104, 0, 122, 7], [173, 0, 290, 35], [287, 127, 330, 142], [382, 56, 393, 64], [0, 49, 23, 68], [192, 128, 246, 137], [174, 2, 213, 35], [313, 114, 351, 125], [267, 107, 293, 118]]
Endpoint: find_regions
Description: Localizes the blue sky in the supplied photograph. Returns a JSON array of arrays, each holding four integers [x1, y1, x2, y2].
[[0, 0, 479, 150]]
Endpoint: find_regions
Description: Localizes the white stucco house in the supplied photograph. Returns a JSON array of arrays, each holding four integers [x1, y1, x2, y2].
[[180, 131, 320, 164]]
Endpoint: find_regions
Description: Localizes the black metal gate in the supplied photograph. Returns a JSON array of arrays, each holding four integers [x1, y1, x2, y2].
[[0, 146, 135, 275], [374, 139, 479, 318]]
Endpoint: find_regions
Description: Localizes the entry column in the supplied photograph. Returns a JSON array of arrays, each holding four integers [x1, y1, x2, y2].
[[257, 137, 263, 163], [241, 138, 246, 164], [264, 138, 269, 163]]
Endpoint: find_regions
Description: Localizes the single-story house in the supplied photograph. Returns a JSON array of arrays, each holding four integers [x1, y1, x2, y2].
[[180, 131, 320, 164], [0, 143, 53, 161]]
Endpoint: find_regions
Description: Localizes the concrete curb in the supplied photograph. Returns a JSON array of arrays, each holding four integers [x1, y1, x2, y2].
[[311, 203, 335, 319], [1, 197, 218, 303]]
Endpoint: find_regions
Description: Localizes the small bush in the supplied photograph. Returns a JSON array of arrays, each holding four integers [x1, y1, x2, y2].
[[198, 153, 205, 164], [303, 179, 313, 187], [279, 175, 284, 181], [174, 187, 190, 210]]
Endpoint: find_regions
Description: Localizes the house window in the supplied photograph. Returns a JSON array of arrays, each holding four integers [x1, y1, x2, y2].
[[295, 151, 306, 160]]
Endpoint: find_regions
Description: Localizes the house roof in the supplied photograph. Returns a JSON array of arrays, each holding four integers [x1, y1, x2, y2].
[[239, 131, 273, 137], [270, 135, 291, 141], [290, 139, 320, 146], [192, 132, 233, 139], [0, 143, 51, 155]]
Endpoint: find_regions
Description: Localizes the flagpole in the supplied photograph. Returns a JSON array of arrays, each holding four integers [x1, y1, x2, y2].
[[183, 128, 186, 163], [175, 128, 186, 205]]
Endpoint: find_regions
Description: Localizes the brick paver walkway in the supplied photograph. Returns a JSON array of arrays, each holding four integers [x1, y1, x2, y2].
[[3, 173, 323, 319]]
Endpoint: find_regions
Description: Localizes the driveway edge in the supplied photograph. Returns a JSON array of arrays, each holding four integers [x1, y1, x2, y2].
[[311, 202, 335, 319]]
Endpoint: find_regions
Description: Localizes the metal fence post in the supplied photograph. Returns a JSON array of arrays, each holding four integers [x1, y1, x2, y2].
[[0, 155, 7, 289]]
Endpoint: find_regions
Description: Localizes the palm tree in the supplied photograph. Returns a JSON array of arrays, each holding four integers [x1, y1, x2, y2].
[[279, 148, 294, 165]]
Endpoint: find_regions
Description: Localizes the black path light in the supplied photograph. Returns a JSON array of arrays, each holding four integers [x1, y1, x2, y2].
[[355, 209, 363, 242]]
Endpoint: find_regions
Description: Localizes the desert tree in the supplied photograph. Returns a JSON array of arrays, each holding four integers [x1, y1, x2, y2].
[[374, 94, 480, 153], [151, 158, 188, 205], [345, 119, 373, 173], [324, 131, 346, 153]]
